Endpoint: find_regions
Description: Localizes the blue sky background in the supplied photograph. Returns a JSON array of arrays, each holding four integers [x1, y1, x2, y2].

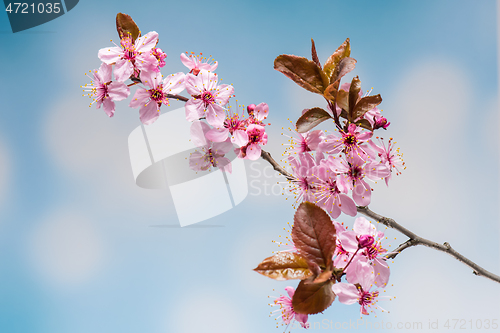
[[0, 0, 499, 332]]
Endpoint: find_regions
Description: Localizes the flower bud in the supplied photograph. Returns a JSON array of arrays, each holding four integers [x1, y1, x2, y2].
[[373, 117, 390, 130], [247, 104, 256, 116], [358, 235, 375, 248]]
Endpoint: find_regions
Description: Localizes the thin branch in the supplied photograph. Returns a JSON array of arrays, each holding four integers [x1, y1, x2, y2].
[[257, 152, 500, 284], [357, 206, 500, 284], [166, 93, 189, 102], [260, 150, 295, 181]]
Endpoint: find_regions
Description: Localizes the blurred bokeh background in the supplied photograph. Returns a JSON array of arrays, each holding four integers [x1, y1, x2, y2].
[[0, 0, 499, 332]]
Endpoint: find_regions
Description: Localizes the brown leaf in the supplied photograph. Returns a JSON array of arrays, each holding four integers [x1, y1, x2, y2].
[[292, 202, 337, 269], [331, 57, 357, 83], [116, 13, 141, 42], [353, 94, 382, 119], [336, 89, 349, 112], [296, 107, 332, 133], [323, 81, 339, 102], [254, 252, 312, 281], [274, 55, 329, 94], [348, 76, 361, 121], [292, 280, 336, 314], [311, 38, 321, 68], [323, 38, 351, 82], [355, 118, 373, 131]]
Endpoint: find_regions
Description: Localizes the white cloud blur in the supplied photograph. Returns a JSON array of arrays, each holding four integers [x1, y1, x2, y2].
[[167, 288, 248, 333], [28, 210, 105, 288]]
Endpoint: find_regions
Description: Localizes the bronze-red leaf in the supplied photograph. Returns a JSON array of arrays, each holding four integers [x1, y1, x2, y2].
[[296, 107, 332, 133], [254, 252, 312, 281], [116, 13, 141, 42], [291, 202, 337, 269], [274, 55, 329, 94], [292, 280, 336, 314]]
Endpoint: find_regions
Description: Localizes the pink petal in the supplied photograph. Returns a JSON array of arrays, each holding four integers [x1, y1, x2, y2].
[[231, 130, 248, 147], [129, 88, 151, 108], [213, 140, 233, 154], [98, 46, 122, 65], [253, 102, 269, 121], [185, 99, 204, 122], [353, 217, 376, 236], [135, 31, 158, 53], [184, 73, 203, 96], [97, 62, 112, 82], [114, 58, 134, 82], [352, 180, 371, 206], [190, 121, 211, 147], [162, 72, 186, 95], [206, 128, 229, 142], [139, 101, 160, 125], [245, 144, 262, 160], [214, 84, 234, 104], [373, 258, 390, 287], [331, 283, 359, 305], [102, 97, 115, 117], [107, 82, 130, 101], [205, 103, 225, 128], [180, 53, 196, 70], [339, 194, 357, 217], [338, 231, 358, 253]]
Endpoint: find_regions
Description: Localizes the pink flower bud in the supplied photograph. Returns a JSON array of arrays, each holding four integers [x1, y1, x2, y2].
[[374, 117, 390, 130], [247, 104, 256, 116], [357, 235, 375, 248]]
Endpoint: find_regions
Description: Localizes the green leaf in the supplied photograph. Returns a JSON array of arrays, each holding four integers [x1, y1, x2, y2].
[[253, 252, 312, 281], [116, 13, 141, 42], [323, 38, 351, 82], [311, 38, 321, 68], [292, 280, 336, 315], [292, 202, 337, 269], [330, 57, 357, 83], [353, 94, 382, 119], [296, 107, 332, 133], [348, 76, 361, 122], [274, 55, 329, 94]]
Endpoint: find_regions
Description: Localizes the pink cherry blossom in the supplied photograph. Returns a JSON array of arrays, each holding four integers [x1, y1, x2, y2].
[[184, 70, 234, 127], [319, 123, 372, 159], [205, 104, 248, 146], [82, 63, 130, 117], [150, 47, 167, 72], [235, 124, 267, 160], [368, 137, 404, 185], [129, 71, 185, 125], [180, 52, 218, 75], [98, 32, 159, 82], [332, 261, 388, 315], [288, 130, 324, 154], [271, 287, 309, 329], [336, 217, 390, 287], [313, 163, 357, 218], [287, 153, 317, 202], [189, 121, 232, 173]]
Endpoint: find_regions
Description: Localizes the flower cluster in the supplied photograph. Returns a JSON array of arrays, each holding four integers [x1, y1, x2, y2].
[[82, 14, 271, 175], [254, 39, 403, 330]]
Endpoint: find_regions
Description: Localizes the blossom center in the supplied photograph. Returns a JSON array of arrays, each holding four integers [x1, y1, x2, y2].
[[150, 85, 165, 102], [201, 91, 215, 106], [121, 37, 137, 60], [344, 133, 357, 146]]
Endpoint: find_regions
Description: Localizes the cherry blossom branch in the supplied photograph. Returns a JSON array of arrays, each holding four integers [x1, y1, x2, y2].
[[166, 93, 189, 102], [356, 206, 500, 284], [257, 152, 500, 284], [260, 150, 295, 181]]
